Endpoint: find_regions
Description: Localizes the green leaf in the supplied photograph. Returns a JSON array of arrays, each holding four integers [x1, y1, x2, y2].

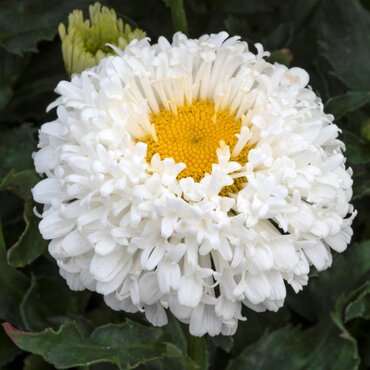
[[262, 23, 293, 50], [320, 0, 370, 90], [0, 41, 66, 124], [326, 92, 370, 119], [23, 354, 54, 370], [0, 132, 45, 267], [213, 0, 282, 14], [209, 335, 234, 354], [0, 224, 29, 326], [287, 241, 370, 321], [344, 282, 370, 322], [3, 321, 187, 370], [231, 307, 291, 356], [0, 125, 36, 179], [353, 177, 370, 201], [165, 313, 187, 353], [0, 0, 86, 55], [352, 165, 370, 201], [0, 170, 46, 267], [227, 321, 359, 370], [85, 299, 128, 328], [341, 131, 370, 166], [0, 48, 30, 110], [6, 199, 47, 268], [0, 170, 39, 200], [20, 275, 90, 331], [163, 342, 196, 370], [0, 327, 21, 367]]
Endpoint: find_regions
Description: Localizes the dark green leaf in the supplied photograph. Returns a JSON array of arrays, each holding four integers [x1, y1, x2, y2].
[[224, 15, 252, 42], [341, 131, 370, 166], [352, 165, 370, 201], [326, 92, 370, 119], [353, 177, 370, 200], [0, 168, 45, 267], [231, 307, 291, 356], [0, 125, 36, 179], [0, 190, 24, 225], [0, 327, 21, 367], [213, 0, 281, 14], [6, 199, 47, 268], [344, 282, 370, 322], [20, 275, 90, 331], [0, 0, 86, 55], [165, 313, 187, 353], [320, 0, 370, 90], [287, 241, 370, 321], [0, 49, 30, 110], [209, 335, 233, 354], [262, 23, 293, 50], [0, 40, 66, 124], [0, 170, 39, 201], [227, 322, 359, 370], [23, 354, 54, 370], [3, 321, 188, 370], [0, 225, 29, 326], [160, 342, 195, 370], [85, 299, 129, 328]]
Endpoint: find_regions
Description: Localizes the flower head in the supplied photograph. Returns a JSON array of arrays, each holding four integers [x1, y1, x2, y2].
[[33, 32, 355, 336], [58, 2, 146, 74]]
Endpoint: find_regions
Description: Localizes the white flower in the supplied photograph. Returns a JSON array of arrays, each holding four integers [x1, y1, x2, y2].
[[33, 32, 355, 336]]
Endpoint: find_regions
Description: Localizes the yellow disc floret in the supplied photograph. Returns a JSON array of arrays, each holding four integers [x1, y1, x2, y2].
[[144, 100, 250, 190]]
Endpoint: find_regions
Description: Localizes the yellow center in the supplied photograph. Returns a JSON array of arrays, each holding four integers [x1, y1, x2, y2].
[[143, 100, 251, 193]]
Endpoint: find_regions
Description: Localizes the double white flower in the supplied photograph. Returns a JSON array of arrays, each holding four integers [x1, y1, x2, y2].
[[33, 32, 355, 336]]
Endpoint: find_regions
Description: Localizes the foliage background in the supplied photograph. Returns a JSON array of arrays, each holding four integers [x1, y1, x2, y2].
[[0, 0, 370, 369]]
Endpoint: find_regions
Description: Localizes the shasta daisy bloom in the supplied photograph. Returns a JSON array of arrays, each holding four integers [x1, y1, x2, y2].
[[59, 2, 146, 75], [33, 32, 355, 336]]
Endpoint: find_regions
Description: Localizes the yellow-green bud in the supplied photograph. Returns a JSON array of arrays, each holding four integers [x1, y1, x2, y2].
[[59, 2, 146, 75]]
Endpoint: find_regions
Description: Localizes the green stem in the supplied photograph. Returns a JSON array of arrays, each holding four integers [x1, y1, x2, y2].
[[187, 335, 207, 370], [168, 0, 188, 34]]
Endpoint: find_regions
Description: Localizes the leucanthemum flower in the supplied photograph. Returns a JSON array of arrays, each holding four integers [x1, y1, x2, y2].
[[59, 2, 146, 74], [33, 32, 355, 336]]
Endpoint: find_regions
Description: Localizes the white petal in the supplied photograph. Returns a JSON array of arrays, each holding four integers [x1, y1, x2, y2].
[[303, 241, 332, 271], [266, 271, 286, 301], [32, 178, 64, 204], [89, 251, 123, 280], [169, 294, 192, 321], [145, 303, 168, 327], [62, 230, 92, 256], [139, 272, 162, 305], [157, 261, 181, 294], [178, 276, 203, 308], [244, 273, 271, 305], [39, 214, 74, 239], [189, 304, 222, 337], [140, 243, 165, 271]]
